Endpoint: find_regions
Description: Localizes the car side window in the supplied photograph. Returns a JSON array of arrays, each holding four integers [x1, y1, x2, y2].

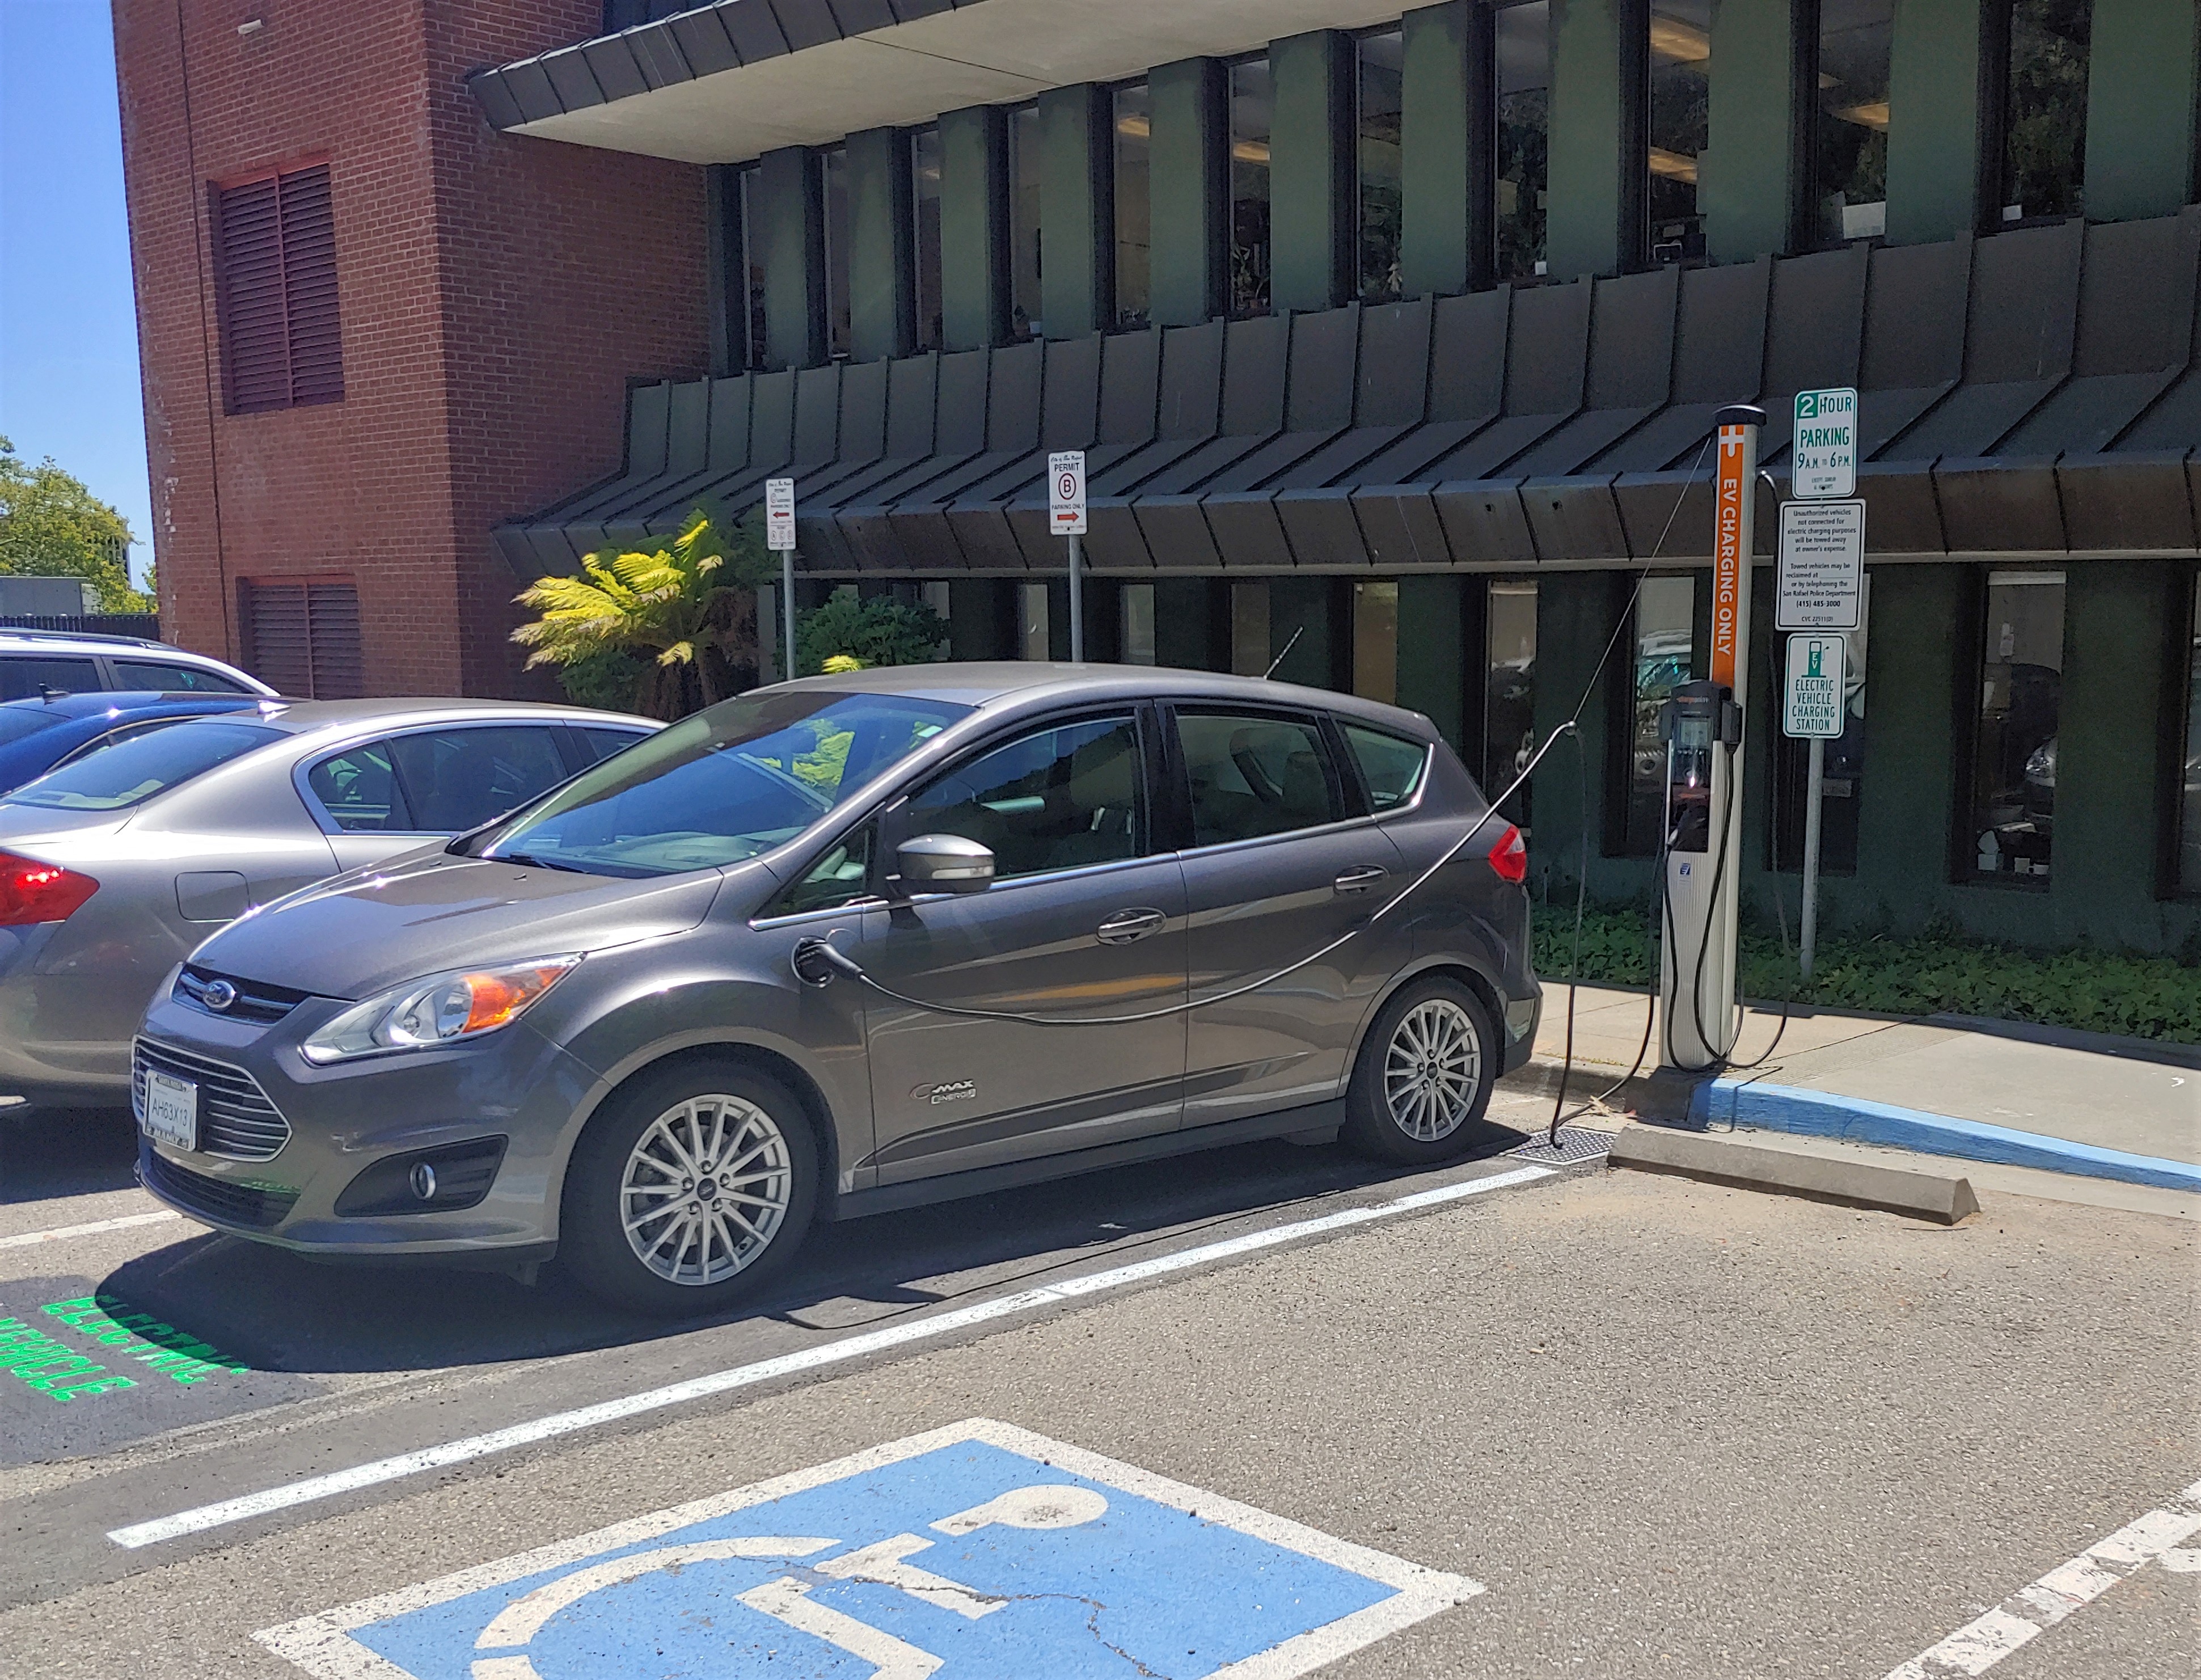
[[768, 822, 878, 917], [578, 727, 645, 764], [111, 659, 251, 694], [1176, 711, 1341, 847], [387, 727, 571, 833], [905, 715, 1147, 881], [0, 657, 102, 700], [307, 740, 411, 831], [1342, 724, 1429, 812]]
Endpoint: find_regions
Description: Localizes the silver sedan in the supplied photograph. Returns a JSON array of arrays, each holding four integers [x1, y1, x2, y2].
[[0, 698, 655, 1108]]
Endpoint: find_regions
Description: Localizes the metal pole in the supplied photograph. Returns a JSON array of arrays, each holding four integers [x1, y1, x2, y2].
[[1799, 733, 1824, 981], [781, 552, 796, 681], [1066, 531, 1085, 661]]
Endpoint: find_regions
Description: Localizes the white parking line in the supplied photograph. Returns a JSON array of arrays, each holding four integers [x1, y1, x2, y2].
[[107, 1162, 1556, 1550], [1883, 1478, 2201, 1678], [0, 1209, 180, 1251]]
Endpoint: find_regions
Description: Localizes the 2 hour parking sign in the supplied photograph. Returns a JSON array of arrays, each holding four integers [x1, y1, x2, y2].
[[257, 1419, 1480, 1679]]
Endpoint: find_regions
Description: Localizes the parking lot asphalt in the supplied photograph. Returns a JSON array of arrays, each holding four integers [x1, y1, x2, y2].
[[1, 1088, 2193, 1678]]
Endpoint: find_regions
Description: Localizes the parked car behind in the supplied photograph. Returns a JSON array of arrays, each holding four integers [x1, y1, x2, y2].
[[0, 698, 656, 1109], [133, 666, 1541, 1315], [0, 690, 271, 798], [0, 628, 272, 700]]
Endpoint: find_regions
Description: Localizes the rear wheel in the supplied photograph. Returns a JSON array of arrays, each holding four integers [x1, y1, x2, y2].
[[560, 1060, 818, 1315], [1342, 978, 1496, 1163]]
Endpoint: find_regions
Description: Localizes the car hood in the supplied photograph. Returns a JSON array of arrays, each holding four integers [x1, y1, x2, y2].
[[188, 850, 729, 1000]]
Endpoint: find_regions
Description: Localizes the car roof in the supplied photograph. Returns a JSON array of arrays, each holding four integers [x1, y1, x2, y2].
[[0, 628, 168, 652], [758, 662, 1443, 740], [226, 697, 662, 738], [0, 690, 264, 723]]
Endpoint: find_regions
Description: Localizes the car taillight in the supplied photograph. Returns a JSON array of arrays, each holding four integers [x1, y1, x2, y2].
[[1486, 823, 1528, 884], [0, 852, 99, 926]]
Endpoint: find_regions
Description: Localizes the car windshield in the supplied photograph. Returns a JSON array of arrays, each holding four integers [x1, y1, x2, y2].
[[472, 690, 968, 877], [0, 707, 69, 748], [3, 720, 283, 811]]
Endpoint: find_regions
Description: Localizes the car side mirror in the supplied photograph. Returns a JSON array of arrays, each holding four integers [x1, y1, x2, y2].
[[896, 833, 995, 894]]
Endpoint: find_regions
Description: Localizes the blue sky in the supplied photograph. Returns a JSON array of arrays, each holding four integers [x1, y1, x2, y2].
[[0, 1, 153, 584]]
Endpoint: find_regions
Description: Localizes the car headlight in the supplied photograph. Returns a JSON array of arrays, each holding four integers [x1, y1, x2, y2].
[[300, 956, 580, 1065]]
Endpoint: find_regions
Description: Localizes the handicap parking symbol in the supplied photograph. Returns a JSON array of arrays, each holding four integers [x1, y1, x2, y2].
[[259, 1419, 1481, 1679]]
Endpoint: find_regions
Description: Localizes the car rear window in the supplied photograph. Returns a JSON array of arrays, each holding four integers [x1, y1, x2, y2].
[[5, 720, 282, 811], [111, 658, 253, 694], [1341, 724, 1429, 811]]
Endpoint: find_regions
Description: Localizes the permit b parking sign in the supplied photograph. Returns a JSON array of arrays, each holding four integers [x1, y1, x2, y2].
[[1049, 450, 1088, 537], [259, 1419, 1480, 1680]]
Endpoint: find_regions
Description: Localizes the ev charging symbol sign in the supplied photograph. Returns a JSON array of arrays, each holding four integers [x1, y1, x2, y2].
[[257, 1420, 1480, 1680]]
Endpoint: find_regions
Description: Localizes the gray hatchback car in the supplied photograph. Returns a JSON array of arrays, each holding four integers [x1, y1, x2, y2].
[[135, 666, 1540, 1313]]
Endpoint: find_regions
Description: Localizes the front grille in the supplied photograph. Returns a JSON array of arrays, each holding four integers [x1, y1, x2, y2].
[[141, 1142, 298, 1230], [132, 1039, 293, 1161], [172, 964, 310, 1025]]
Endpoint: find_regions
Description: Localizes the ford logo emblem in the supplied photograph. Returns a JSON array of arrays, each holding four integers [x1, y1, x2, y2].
[[202, 980, 238, 1012]]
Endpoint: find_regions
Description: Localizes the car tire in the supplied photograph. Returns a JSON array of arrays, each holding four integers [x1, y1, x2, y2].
[[1341, 977, 1498, 1164], [560, 1058, 819, 1316]]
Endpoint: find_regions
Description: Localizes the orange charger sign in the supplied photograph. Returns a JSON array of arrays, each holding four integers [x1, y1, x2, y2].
[[1710, 422, 1748, 691]]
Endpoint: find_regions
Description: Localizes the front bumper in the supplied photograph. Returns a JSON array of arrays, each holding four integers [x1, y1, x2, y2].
[[132, 988, 601, 1258]]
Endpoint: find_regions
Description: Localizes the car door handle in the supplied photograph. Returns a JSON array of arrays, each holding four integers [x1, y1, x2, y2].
[[1096, 907, 1168, 945], [1334, 866, 1389, 895]]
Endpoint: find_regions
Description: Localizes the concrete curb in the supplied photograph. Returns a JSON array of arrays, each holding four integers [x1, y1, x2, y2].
[[1607, 1123, 1980, 1225], [1690, 1079, 2201, 1194]]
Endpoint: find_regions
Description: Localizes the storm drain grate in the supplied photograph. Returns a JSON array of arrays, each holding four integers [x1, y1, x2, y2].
[[1507, 1125, 1615, 1166]]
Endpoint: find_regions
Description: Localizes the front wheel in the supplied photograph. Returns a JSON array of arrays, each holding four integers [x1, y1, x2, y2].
[[1342, 978, 1497, 1163], [560, 1060, 819, 1315]]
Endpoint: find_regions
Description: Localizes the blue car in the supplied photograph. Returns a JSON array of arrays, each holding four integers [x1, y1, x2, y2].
[[0, 690, 271, 797]]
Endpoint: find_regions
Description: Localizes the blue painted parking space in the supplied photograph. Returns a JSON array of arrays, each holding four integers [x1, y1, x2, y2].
[[258, 1419, 1481, 1680]]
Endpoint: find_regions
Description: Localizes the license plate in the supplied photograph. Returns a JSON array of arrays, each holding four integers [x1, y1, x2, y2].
[[141, 1069, 198, 1151]]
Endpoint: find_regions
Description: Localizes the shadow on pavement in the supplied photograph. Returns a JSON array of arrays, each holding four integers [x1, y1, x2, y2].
[[0, 1105, 141, 1202]]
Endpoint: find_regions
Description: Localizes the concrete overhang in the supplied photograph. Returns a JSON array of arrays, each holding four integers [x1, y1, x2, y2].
[[473, 0, 1414, 164]]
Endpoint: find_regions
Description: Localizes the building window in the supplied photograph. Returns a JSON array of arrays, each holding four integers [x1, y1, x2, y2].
[[911, 128, 944, 352], [2180, 575, 2201, 897], [1497, 1, 1551, 282], [1647, 1, 1711, 264], [1231, 581, 1271, 676], [1814, 0, 1893, 244], [2002, 0, 2092, 223], [738, 168, 768, 370], [1008, 104, 1044, 341], [1621, 575, 1701, 855], [1771, 581, 1870, 873], [1113, 83, 1152, 330], [1229, 58, 1273, 317], [821, 147, 852, 360], [241, 577, 362, 699], [1485, 580, 1537, 828], [1121, 584, 1157, 665], [211, 161, 343, 415], [1353, 581, 1399, 705], [1969, 569, 2064, 883], [1357, 30, 1404, 303], [1020, 582, 1051, 660]]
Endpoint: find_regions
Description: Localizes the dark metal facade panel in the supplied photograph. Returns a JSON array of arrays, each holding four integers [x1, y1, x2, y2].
[[501, 60, 565, 123], [1129, 433, 1273, 497], [2055, 451, 2198, 550], [1510, 405, 1659, 478], [793, 364, 843, 462], [1963, 220, 2081, 384], [1501, 281, 1590, 415], [627, 28, 698, 88], [1858, 385, 1958, 461], [667, 10, 744, 74], [748, 369, 799, 463], [468, 71, 526, 130], [1089, 434, 1207, 495], [2071, 214, 2199, 377], [1352, 420, 1488, 486], [716, 1, 792, 63], [1933, 458, 2067, 552], [1851, 461, 1946, 553], [665, 379, 711, 475], [1201, 430, 1340, 495], [943, 504, 1025, 568], [1201, 492, 1298, 568], [1135, 495, 1224, 568], [1670, 259, 1769, 405], [1097, 328, 1163, 445], [707, 373, 751, 469], [1430, 411, 1572, 480], [1355, 298, 1433, 427], [1267, 424, 1415, 491], [1041, 335, 1103, 449], [1284, 307, 1360, 432], [578, 37, 649, 102], [1880, 379, 2056, 462], [1862, 238, 1971, 391], [1220, 316, 1292, 437], [984, 341, 1045, 452], [935, 351, 990, 454], [884, 354, 940, 459], [885, 504, 968, 569], [1274, 487, 1372, 566], [2001, 370, 2185, 457], [829, 0, 899, 32], [1763, 243, 1869, 402], [1430, 480, 1536, 566], [1156, 322, 1226, 441], [767, 0, 843, 52], [1350, 487, 1451, 568], [1428, 289, 1509, 424], [1583, 267, 1678, 408], [889, 0, 957, 18], [496, 526, 552, 580], [1521, 476, 1629, 563], [1612, 470, 1720, 560], [836, 358, 890, 464], [1080, 500, 1158, 568]]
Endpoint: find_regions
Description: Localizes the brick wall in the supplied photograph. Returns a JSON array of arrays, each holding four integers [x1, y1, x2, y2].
[[116, 0, 708, 697]]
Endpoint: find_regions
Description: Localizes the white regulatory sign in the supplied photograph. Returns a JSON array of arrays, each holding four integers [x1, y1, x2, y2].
[[764, 478, 796, 551], [1783, 632, 1848, 739], [1049, 450, 1088, 537], [1776, 499, 1864, 628], [1791, 386, 1858, 499]]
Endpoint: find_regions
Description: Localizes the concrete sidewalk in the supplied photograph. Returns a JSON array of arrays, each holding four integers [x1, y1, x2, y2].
[[1505, 982, 2201, 1192]]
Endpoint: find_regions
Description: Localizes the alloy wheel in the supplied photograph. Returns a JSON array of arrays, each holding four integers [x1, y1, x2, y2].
[[1382, 997, 1484, 1142], [619, 1094, 793, 1287]]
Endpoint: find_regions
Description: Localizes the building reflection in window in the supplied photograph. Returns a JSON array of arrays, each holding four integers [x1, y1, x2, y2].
[[1020, 582, 1051, 661], [1357, 31, 1404, 302], [1624, 575, 1701, 854], [1008, 103, 1042, 341], [737, 167, 767, 370], [1496, 0, 1551, 282], [1970, 569, 2064, 882], [1815, 0, 1892, 244], [1231, 581, 1271, 676], [2003, 0, 2092, 222], [910, 128, 943, 352], [1113, 83, 1151, 330], [1485, 580, 1537, 829], [1647, 0, 1710, 264], [821, 146, 851, 360], [1229, 58, 1273, 316], [1121, 583, 1157, 665], [1354, 580, 1399, 705]]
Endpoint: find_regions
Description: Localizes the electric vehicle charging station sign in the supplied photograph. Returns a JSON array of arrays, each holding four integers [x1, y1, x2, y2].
[[1776, 500, 1865, 628], [765, 478, 797, 551], [1784, 633, 1848, 738], [1049, 450, 1088, 535], [1790, 387, 1857, 499]]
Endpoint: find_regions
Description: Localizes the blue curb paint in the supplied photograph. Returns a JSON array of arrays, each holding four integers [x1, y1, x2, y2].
[[1688, 1080, 2201, 1193]]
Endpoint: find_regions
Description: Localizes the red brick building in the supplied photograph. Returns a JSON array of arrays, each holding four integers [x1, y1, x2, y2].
[[116, 0, 708, 697]]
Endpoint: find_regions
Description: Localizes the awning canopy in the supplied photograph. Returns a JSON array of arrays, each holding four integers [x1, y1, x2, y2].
[[497, 212, 2201, 577]]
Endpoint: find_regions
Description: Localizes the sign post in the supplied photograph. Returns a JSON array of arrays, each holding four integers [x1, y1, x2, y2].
[[765, 478, 796, 682], [1049, 450, 1088, 661]]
